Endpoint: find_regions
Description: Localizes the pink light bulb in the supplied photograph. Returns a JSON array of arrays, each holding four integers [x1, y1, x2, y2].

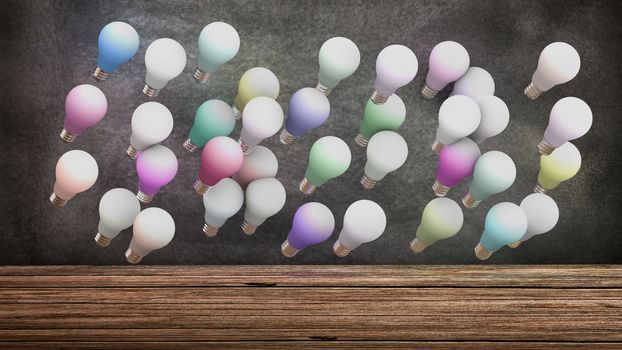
[[135, 145, 178, 203], [60, 84, 108, 143], [194, 136, 244, 195], [432, 138, 481, 197]]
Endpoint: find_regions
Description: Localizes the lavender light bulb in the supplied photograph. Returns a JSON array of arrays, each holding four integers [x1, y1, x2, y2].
[[432, 138, 481, 197], [60, 84, 108, 143], [279, 87, 331, 144], [281, 202, 335, 257], [371, 45, 418, 104], [421, 41, 470, 99], [135, 145, 178, 203]]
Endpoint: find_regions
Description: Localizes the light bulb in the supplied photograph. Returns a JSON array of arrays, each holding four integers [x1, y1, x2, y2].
[[193, 22, 240, 83], [432, 95, 481, 153], [239, 97, 284, 154], [371, 45, 418, 104], [280, 87, 330, 144], [143, 38, 187, 97], [50, 150, 99, 207], [433, 138, 481, 197], [469, 95, 509, 144], [525, 42, 581, 99], [281, 202, 335, 257], [316, 37, 360, 95], [462, 151, 516, 208], [232, 145, 278, 189], [450, 67, 495, 98], [537, 97, 592, 155], [202, 178, 244, 237], [242, 178, 286, 235], [361, 131, 408, 190], [95, 188, 141, 247], [93, 21, 139, 82], [474, 202, 527, 260], [125, 207, 175, 264], [135, 145, 178, 203], [508, 193, 559, 248], [127, 102, 173, 159], [410, 198, 463, 253], [354, 94, 406, 147], [333, 200, 386, 257], [535, 141, 581, 194], [193, 136, 243, 195], [183, 99, 235, 152], [60, 84, 107, 143], [421, 41, 470, 99], [232, 67, 280, 119], [299, 136, 351, 195]]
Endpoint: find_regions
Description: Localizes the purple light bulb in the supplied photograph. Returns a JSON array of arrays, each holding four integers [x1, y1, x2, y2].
[[281, 202, 335, 257], [433, 138, 480, 197], [279, 87, 330, 144], [135, 145, 178, 203], [60, 84, 108, 143]]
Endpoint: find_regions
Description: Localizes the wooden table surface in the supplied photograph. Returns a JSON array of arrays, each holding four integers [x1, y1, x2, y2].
[[1, 265, 621, 349]]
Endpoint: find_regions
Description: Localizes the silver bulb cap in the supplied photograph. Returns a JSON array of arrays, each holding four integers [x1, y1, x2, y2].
[[299, 177, 318, 195], [474, 243, 493, 260], [410, 238, 427, 253], [193, 68, 212, 83], [354, 133, 369, 148], [49, 193, 68, 207], [241, 220, 257, 235], [537, 140, 555, 155], [94, 233, 111, 247], [93, 66, 111, 82], [194, 179, 211, 195], [315, 82, 332, 96], [360, 174, 378, 190], [126, 145, 138, 159], [183, 139, 199, 152], [370, 90, 388, 104], [59, 129, 76, 143], [421, 84, 438, 99], [432, 179, 450, 197], [125, 248, 142, 264], [333, 241, 351, 257], [136, 190, 154, 204], [524, 82, 543, 99], [203, 223, 219, 237], [142, 84, 159, 97], [281, 240, 300, 257]]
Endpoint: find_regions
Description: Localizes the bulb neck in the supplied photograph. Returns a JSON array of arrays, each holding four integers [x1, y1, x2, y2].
[[431, 139, 443, 154], [508, 240, 523, 249], [410, 238, 427, 253], [232, 106, 242, 121], [194, 179, 211, 195], [241, 220, 257, 235], [279, 128, 297, 145], [537, 140, 555, 155], [533, 183, 550, 194], [125, 248, 143, 264], [462, 193, 481, 208], [126, 145, 138, 159], [333, 241, 351, 257], [360, 173, 378, 190], [136, 190, 154, 204], [315, 82, 332, 96], [370, 90, 388, 104], [203, 223, 219, 237], [193, 68, 212, 83], [354, 133, 369, 148], [59, 129, 76, 143], [142, 84, 159, 98], [183, 138, 199, 152], [524, 82, 543, 100], [474, 242, 493, 260], [299, 177, 318, 195], [94, 233, 111, 247], [421, 84, 438, 99], [239, 139, 254, 155], [93, 66, 111, 82], [49, 193, 67, 207], [432, 179, 450, 197], [281, 240, 299, 257]]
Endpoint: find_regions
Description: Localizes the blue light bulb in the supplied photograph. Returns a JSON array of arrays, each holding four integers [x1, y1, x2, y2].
[[94, 22, 140, 81], [475, 202, 527, 260]]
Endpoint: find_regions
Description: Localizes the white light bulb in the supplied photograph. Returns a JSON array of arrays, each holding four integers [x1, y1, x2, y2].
[[232, 145, 278, 189], [202, 178, 244, 237], [125, 207, 175, 264], [316, 36, 361, 95], [333, 200, 386, 257], [371, 44, 418, 104], [239, 96, 284, 154], [143, 38, 187, 97], [242, 177, 286, 235], [508, 193, 559, 248], [193, 22, 240, 83], [95, 188, 141, 247], [469, 95, 509, 144], [463, 151, 516, 208], [127, 102, 174, 159], [450, 67, 495, 98], [538, 97, 592, 155], [432, 95, 481, 153], [525, 42, 580, 99], [361, 131, 408, 190], [50, 150, 99, 207], [421, 41, 470, 99]]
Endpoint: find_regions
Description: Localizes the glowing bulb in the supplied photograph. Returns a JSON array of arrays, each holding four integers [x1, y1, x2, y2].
[[535, 141, 581, 194], [60, 84, 107, 143], [242, 178, 286, 235], [239, 97, 284, 154], [193, 22, 240, 83], [410, 198, 463, 253], [333, 200, 386, 257], [450, 67, 495, 98], [93, 21, 139, 82], [280, 87, 330, 144], [193, 136, 243, 195], [281, 202, 335, 257], [474, 202, 527, 260], [127, 102, 173, 159], [232, 67, 280, 119], [135, 145, 178, 203], [469, 95, 509, 144], [525, 42, 580, 99], [50, 150, 99, 207], [95, 188, 141, 247], [421, 41, 470, 99], [508, 193, 559, 248], [125, 207, 175, 264], [299, 136, 351, 195], [370, 45, 418, 104], [361, 131, 408, 190], [432, 138, 481, 197], [316, 37, 360, 95], [232, 146, 278, 189], [202, 178, 244, 237], [354, 94, 406, 147], [432, 95, 481, 153], [463, 151, 516, 208], [143, 38, 187, 97], [183, 99, 235, 152], [537, 97, 592, 155]]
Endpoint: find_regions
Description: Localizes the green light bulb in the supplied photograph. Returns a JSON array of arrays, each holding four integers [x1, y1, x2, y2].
[[183, 100, 235, 152], [410, 198, 463, 253], [300, 136, 351, 195], [355, 94, 406, 147]]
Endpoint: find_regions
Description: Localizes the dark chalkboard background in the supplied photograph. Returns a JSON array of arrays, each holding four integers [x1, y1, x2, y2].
[[1, 0, 621, 264]]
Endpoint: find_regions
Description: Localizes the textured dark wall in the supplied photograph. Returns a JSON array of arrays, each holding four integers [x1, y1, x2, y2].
[[1, 0, 621, 264]]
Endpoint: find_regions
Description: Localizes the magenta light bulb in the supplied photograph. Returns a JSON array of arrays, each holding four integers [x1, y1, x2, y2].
[[60, 84, 108, 143], [135, 145, 178, 203], [281, 202, 335, 257], [194, 136, 244, 195], [432, 138, 480, 197]]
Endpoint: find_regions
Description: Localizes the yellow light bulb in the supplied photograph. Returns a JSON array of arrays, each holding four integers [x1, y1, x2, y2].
[[536, 141, 581, 193]]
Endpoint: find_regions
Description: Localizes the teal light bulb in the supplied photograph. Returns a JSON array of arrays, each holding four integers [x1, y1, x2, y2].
[[463, 151, 516, 208], [355, 94, 406, 147], [183, 100, 235, 152], [300, 136, 351, 195], [475, 202, 527, 260], [410, 198, 463, 253]]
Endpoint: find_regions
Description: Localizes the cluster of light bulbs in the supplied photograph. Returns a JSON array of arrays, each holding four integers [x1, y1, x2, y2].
[[48, 20, 591, 263]]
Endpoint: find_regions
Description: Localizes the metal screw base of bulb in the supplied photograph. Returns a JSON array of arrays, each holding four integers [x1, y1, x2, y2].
[[239, 140, 254, 155], [93, 66, 111, 82], [193, 68, 212, 83], [94, 233, 111, 247], [315, 82, 332, 96], [474, 243, 493, 260], [279, 128, 297, 144], [370, 90, 388, 105], [431, 139, 443, 154], [125, 248, 142, 264], [508, 240, 522, 249], [281, 240, 299, 257], [410, 239, 427, 253], [49, 193, 67, 207], [59, 129, 76, 143], [432, 180, 450, 197], [194, 179, 211, 196], [126, 145, 138, 159], [136, 190, 154, 204], [183, 139, 199, 152], [142, 84, 159, 98], [524, 82, 543, 100], [203, 223, 219, 237], [333, 241, 351, 257], [537, 140, 555, 155], [360, 174, 378, 190], [533, 183, 550, 195], [354, 133, 369, 148], [421, 84, 438, 99], [299, 177, 318, 195], [241, 220, 257, 235], [462, 193, 481, 209], [232, 106, 242, 121]]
